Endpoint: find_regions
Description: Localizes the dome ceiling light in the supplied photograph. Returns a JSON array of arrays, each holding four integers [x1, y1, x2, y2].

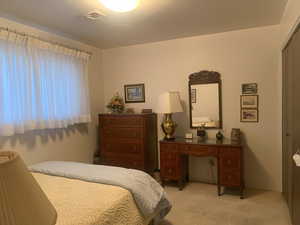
[[99, 0, 140, 12]]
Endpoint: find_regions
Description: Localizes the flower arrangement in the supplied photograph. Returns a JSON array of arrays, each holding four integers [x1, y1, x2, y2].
[[106, 93, 125, 113]]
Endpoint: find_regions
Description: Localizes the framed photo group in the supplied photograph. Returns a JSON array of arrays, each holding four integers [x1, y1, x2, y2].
[[240, 83, 259, 122]]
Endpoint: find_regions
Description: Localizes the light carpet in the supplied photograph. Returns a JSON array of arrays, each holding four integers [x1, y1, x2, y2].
[[160, 182, 291, 225]]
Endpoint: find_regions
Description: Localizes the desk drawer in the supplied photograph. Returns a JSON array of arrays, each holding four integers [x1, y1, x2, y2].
[[219, 147, 242, 187], [160, 150, 177, 162], [220, 171, 241, 186], [161, 164, 180, 179], [220, 155, 241, 170], [160, 143, 180, 180], [160, 143, 178, 152], [219, 147, 241, 171], [180, 144, 218, 156]]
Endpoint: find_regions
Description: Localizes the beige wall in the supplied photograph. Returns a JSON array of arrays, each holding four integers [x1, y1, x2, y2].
[[280, 0, 300, 46], [0, 17, 104, 165], [101, 25, 282, 191]]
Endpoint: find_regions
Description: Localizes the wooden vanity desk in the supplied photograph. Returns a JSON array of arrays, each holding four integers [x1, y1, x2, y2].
[[160, 138, 244, 199]]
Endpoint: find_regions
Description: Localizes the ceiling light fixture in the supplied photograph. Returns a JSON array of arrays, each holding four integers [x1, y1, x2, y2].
[[86, 11, 106, 20], [99, 0, 140, 12]]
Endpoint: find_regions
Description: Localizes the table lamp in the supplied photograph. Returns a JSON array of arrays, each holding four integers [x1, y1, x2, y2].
[[156, 91, 183, 140], [0, 151, 57, 225]]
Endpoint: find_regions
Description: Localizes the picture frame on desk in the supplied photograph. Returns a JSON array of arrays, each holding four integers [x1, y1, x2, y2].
[[185, 133, 193, 139]]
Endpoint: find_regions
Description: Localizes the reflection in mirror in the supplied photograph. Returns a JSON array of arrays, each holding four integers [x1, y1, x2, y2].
[[191, 83, 220, 128], [189, 70, 222, 129]]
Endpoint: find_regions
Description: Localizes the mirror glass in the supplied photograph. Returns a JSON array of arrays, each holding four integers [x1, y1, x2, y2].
[[190, 82, 221, 128]]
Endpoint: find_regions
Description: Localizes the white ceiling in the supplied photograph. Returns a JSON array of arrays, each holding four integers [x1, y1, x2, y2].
[[0, 0, 288, 49]]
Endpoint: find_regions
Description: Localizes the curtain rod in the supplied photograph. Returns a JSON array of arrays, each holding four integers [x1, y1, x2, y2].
[[0, 26, 92, 56]]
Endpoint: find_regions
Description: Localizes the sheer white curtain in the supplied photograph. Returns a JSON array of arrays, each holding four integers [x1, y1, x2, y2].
[[0, 30, 91, 136]]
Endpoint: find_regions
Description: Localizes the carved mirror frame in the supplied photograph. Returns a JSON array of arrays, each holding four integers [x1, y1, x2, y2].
[[188, 70, 223, 129]]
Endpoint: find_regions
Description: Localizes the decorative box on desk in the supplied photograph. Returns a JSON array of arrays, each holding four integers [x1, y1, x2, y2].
[[160, 137, 244, 199], [98, 113, 158, 174]]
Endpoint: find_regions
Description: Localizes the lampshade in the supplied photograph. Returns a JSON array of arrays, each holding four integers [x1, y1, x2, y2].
[[156, 91, 183, 114], [0, 151, 57, 225]]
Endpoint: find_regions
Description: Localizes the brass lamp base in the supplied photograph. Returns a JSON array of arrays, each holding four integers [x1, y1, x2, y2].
[[161, 113, 177, 140]]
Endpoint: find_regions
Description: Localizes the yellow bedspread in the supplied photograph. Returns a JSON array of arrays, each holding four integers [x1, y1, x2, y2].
[[33, 173, 148, 225]]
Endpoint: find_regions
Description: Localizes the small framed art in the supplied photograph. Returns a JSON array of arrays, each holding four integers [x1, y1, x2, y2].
[[241, 109, 258, 122], [240, 95, 258, 108], [242, 83, 257, 95], [124, 83, 145, 103]]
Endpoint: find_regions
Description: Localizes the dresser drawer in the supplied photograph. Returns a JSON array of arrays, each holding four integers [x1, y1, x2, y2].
[[102, 141, 142, 155], [102, 127, 143, 139], [102, 156, 144, 170], [220, 171, 241, 186], [101, 116, 143, 128], [98, 114, 157, 174]]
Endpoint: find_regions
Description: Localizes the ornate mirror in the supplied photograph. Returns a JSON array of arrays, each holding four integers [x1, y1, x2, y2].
[[188, 71, 222, 129]]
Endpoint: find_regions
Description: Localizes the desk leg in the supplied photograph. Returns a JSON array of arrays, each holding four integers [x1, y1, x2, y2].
[[185, 155, 189, 182], [178, 179, 184, 191], [218, 185, 222, 196], [161, 179, 165, 188], [240, 187, 244, 199]]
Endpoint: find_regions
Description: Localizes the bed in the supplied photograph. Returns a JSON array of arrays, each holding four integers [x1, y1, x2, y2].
[[30, 161, 171, 225]]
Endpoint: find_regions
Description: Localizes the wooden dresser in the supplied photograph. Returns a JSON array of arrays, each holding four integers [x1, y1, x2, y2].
[[160, 138, 244, 198], [98, 113, 158, 174]]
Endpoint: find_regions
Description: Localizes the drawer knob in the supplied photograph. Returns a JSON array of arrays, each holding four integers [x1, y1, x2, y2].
[[168, 169, 172, 173], [227, 160, 232, 165]]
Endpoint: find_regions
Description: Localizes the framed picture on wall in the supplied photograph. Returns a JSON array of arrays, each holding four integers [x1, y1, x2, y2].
[[191, 89, 196, 103], [240, 95, 258, 108], [124, 83, 145, 103], [241, 109, 258, 122]]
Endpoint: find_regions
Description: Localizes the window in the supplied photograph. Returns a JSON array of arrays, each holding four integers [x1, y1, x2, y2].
[[0, 30, 91, 136]]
